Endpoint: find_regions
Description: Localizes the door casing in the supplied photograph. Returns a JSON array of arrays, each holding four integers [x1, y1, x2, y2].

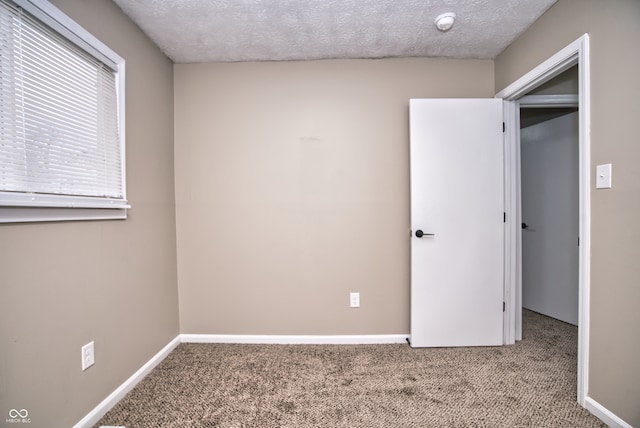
[[497, 34, 591, 406]]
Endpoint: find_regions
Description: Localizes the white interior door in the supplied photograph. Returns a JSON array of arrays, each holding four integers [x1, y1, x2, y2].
[[521, 111, 579, 325], [410, 99, 504, 347]]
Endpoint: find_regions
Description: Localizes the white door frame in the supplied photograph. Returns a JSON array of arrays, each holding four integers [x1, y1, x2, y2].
[[496, 34, 591, 406]]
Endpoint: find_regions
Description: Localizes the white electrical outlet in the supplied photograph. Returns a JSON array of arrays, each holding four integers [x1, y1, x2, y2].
[[350, 292, 360, 308], [82, 341, 95, 371]]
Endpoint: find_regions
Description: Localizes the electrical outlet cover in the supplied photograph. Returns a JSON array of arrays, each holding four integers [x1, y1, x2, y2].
[[350, 292, 360, 308], [82, 341, 95, 371]]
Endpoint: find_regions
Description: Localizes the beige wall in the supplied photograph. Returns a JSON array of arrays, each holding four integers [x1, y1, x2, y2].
[[496, 0, 640, 425], [528, 65, 578, 95], [0, 1, 179, 427], [174, 58, 494, 335]]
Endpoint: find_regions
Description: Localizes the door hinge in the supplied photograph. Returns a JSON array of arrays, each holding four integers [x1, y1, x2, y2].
[[503, 212, 506, 223], [502, 122, 506, 133], [503, 301, 506, 312]]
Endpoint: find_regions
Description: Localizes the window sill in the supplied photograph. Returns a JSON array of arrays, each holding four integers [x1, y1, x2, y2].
[[0, 206, 128, 223]]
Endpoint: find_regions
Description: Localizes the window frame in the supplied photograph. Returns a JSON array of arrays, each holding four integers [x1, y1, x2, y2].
[[0, 0, 128, 223]]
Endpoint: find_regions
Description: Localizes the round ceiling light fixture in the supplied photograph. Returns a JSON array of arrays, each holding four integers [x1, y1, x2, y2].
[[434, 12, 456, 32]]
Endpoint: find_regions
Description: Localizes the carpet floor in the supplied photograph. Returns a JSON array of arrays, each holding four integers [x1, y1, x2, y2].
[[96, 310, 605, 427]]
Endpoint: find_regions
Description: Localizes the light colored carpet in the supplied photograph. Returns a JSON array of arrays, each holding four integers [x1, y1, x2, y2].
[[96, 310, 605, 427]]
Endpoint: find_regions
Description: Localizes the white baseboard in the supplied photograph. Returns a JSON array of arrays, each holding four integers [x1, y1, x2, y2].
[[584, 396, 632, 428], [73, 336, 181, 428], [180, 333, 410, 345]]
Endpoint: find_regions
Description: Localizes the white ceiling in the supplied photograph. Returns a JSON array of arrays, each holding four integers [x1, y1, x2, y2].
[[112, 0, 557, 64]]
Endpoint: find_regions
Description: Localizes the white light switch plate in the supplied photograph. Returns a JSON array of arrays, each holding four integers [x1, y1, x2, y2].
[[596, 164, 612, 189]]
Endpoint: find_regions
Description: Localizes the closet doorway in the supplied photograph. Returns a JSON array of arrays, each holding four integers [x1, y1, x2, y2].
[[520, 67, 579, 325]]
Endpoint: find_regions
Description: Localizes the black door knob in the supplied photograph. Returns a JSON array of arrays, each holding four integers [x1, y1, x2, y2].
[[415, 230, 435, 238]]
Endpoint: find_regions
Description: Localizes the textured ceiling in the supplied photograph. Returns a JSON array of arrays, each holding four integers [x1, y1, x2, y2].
[[112, 0, 557, 63]]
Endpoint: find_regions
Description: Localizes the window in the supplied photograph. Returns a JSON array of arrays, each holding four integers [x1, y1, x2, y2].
[[0, 0, 127, 222]]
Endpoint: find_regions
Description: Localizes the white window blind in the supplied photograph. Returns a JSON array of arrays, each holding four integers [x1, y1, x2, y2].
[[0, 0, 127, 221]]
